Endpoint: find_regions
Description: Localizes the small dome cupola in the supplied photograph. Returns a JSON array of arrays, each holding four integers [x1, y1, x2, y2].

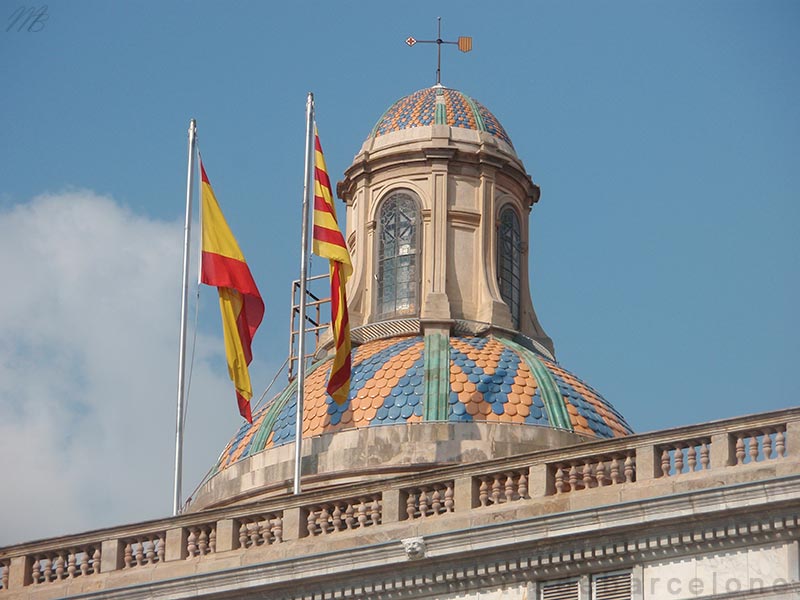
[[338, 86, 550, 350]]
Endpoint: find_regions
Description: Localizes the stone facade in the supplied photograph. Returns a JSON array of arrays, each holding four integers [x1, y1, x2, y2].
[[1, 409, 798, 598]]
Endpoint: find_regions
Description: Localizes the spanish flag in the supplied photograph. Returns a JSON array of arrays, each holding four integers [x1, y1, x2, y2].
[[200, 159, 264, 423], [312, 126, 352, 405]]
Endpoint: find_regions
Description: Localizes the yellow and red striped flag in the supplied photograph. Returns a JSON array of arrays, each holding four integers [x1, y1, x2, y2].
[[312, 125, 352, 404], [200, 159, 264, 423]]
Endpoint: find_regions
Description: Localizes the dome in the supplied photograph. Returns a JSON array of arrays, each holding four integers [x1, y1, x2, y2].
[[369, 86, 514, 147], [209, 334, 632, 478]]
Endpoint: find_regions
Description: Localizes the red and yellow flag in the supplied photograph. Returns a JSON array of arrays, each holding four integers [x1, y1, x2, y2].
[[200, 159, 264, 423], [312, 126, 352, 404]]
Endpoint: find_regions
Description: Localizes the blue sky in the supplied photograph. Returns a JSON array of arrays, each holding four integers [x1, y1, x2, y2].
[[1, 1, 798, 545]]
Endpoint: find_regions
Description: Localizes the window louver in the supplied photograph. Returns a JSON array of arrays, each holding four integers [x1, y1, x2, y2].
[[540, 580, 580, 600], [592, 572, 631, 600]]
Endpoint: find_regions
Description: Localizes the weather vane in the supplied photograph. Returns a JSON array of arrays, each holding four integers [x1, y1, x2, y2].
[[406, 17, 472, 86]]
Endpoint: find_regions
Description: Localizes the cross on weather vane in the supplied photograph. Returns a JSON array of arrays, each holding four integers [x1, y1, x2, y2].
[[406, 17, 472, 86]]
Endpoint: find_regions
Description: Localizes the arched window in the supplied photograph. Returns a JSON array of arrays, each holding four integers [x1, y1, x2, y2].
[[377, 192, 419, 319], [497, 206, 522, 327]]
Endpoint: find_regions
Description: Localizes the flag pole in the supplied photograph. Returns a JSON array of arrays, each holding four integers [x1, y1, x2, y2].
[[294, 93, 314, 495], [173, 118, 197, 515]]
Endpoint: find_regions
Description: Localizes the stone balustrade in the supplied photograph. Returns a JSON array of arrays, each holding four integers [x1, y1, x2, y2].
[[0, 408, 797, 596], [550, 452, 635, 494], [733, 424, 786, 465], [403, 481, 454, 518], [306, 495, 381, 536], [186, 523, 216, 558], [237, 513, 282, 548], [656, 436, 711, 476], [29, 546, 101, 585], [477, 470, 529, 505]]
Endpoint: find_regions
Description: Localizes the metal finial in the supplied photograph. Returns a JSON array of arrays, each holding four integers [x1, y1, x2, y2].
[[406, 17, 472, 86]]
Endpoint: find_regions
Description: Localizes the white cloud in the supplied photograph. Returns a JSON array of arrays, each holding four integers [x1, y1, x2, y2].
[[0, 190, 238, 546]]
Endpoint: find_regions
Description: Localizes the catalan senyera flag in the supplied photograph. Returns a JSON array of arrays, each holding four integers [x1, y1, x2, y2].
[[199, 159, 264, 423], [312, 125, 353, 405]]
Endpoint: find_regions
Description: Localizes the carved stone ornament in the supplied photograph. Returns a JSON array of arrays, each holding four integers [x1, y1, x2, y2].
[[401, 536, 426, 560]]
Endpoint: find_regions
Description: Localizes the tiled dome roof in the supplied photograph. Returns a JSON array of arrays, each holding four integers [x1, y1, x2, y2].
[[211, 335, 632, 476], [370, 87, 514, 147]]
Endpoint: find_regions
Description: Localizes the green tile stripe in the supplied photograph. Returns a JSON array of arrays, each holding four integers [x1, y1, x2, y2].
[[499, 338, 573, 431], [423, 331, 450, 421], [462, 94, 487, 133], [249, 359, 327, 454], [435, 101, 447, 125]]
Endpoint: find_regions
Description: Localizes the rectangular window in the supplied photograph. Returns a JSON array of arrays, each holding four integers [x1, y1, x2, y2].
[[592, 571, 631, 600], [540, 579, 580, 600]]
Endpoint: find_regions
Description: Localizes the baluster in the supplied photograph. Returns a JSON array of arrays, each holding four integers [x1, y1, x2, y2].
[[357, 499, 368, 528], [156, 535, 165, 563], [479, 477, 490, 506], [67, 551, 76, 578], [272, 516, 283, 543], [763, 431, 773, 460], [209, 528, 217, 553], [624, 455, 635, 483], [687, 445, 697, 471], [431, 487, 442, 514], [674, 446, 684, 474], [307, 511, 318, 536], [492, 474, 503, 504], [319, 505, 331, 534], [332, 503, 343, 531], [44, 557, 53, 582], [776, 430, 786, 458], [749, 435, 760, 463], [595, 460, 607, 486], [736, 434, 746, 464], [134, 539, 144, 566], [371, 495, 381, 525], [568, 464, 580, 490], [554, 466, 565, 494], [419, 488, 429, 517], [444, 482, 455, 511], [187, 529, 197, 558], [240, 522, 250, 547], [146, 538, 156, 564], [582, 462, 593, 489], [518, 471, 529, 499], [80, 550, 90, 576], [92, 548, 101, 575], [407, 490, 418, 519], [661, 449, 671, 477], [32, 558, 42, 584], [55, 554, 65, 580], [2, 562, 9, 588], [251, 521, 262, 546], [700, 442, 710, 470], [198, 529, 209, 555], [504, 473, 516, 501], [610, 457, 622, 484], [345, 502, 355, 529], [124, 543, 133, 568]]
